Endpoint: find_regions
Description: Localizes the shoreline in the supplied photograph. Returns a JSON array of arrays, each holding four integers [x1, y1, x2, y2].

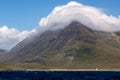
[[1, 69, 120, 71]]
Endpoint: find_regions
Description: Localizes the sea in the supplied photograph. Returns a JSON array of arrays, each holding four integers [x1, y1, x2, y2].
[[0, 71, 119, 80]]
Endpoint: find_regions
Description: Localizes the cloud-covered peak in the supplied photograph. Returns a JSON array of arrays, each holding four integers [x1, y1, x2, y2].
[[39, 1, 120, 32], [1, 1, 120, 49]]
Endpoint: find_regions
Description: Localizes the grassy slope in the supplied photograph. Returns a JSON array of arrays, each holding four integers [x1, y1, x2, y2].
[[12, 33, 120, 69], [2, 22, 120, 70], [70, 40, 120, 69], [19, 39, 120, 70]]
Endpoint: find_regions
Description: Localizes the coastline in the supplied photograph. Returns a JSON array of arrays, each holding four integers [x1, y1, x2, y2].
[[1, 69, 120, 72]]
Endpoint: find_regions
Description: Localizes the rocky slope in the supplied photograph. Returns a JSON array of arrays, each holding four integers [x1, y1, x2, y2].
[[0, 49, 7, 54], [1, 21, 120, 69]]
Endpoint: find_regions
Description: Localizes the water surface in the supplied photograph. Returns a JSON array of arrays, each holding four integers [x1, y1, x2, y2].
[[0, 71, 119, 80]]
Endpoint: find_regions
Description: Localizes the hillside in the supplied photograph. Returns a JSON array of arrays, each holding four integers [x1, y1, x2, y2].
[[0, 49, 7, 54], [1, 21, 120, 69]]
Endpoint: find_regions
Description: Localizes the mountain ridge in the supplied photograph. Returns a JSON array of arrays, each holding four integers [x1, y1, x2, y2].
[[0, 21, 120, 69]]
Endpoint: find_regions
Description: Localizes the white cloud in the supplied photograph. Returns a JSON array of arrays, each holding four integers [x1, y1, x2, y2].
[[1, 1, 120, 50], [0, 25, 36, 49], [39, 1, 120, 32]]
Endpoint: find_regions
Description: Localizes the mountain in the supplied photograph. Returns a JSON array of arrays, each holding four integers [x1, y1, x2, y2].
[[0, 49, 14, 70], [1, 21, 120, 70], [0, 49, 7, 54]]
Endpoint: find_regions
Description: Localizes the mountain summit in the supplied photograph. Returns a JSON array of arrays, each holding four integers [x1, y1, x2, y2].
[[1, 21, 120, 69]]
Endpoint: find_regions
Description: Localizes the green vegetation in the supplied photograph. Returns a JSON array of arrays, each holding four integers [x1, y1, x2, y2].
[[1, 22, 120, 70]]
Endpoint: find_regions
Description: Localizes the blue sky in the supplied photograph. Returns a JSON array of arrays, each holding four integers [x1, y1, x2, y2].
[[0, 0, 120, 49], [0, 0, 120, 31]]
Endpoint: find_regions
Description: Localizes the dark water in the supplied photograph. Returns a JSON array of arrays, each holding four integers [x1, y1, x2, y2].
[[0, 71, 119, 80]]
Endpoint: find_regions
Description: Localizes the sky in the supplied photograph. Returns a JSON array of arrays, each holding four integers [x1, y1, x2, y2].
[[0, 0, 120, 49], [0, 0, 120, 31]]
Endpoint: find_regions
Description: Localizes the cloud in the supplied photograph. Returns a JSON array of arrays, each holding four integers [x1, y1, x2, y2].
[[0, 25, 36, 49], [1, 1, 120, 49], [39, 1, 120, 32]]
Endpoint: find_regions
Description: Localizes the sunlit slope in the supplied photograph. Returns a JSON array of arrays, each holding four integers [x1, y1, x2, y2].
[[1, 22, 120, 69]]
